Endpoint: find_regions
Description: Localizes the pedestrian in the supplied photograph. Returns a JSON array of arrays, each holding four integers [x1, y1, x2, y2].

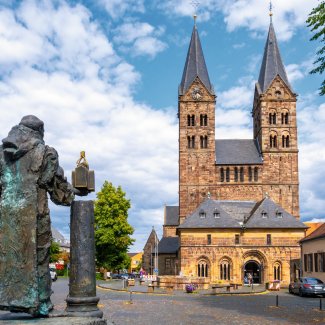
[[248, 273, 253, 286]]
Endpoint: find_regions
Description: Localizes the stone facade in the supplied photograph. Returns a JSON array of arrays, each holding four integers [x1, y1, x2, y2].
[[142, 228, 159, 275]]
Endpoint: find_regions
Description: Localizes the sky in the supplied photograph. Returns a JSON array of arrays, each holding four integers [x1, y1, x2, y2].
[[0, 0, 324, 252]]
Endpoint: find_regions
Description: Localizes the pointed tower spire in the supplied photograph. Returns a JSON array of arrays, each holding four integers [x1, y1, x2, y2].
[[179, 22, 213, 95], [257, 20, 292, 93]]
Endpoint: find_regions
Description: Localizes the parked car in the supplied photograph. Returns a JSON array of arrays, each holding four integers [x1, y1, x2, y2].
[[50, 268, 57, 281], [111, 273, 122, 279], [289, 277, 325, 297], [120, 273, 129, 280]]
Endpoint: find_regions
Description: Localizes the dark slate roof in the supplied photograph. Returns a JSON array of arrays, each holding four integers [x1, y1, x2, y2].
[[158, 237, 179, 254], [300, 223, 325, 243], [178, 198, 306, 230], [178, 199, 242, 229], [165, 206, 179, 226], [245, 198, 307, 229], [179, 25, 213, 95], [257, 22, 292, 93], [215, 139, 263, 165]]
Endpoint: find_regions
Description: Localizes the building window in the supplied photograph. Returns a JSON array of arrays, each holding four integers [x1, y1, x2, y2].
[[261, 210, 268, 218], [214, 209, 220, 218], [200, 135, 208, 148], [207, 234, 211, 245], [199, 210, 206, 219], [187, 115, 195, 126], [281, 112, 289, 124], [254, 167, 258, 182], [314, 253, 325, 272], [269, 113, 276, 124], [220, 168, 224, 182], [270, 135, 277, 148], [240, 167, 244, 182], [220, 260, 231, 280], [187, 135, 195, 149], [165, 258, 171, 270], [235, 234, 240, 244], [226, 167, 230, 182], [282, 135, 290, 148], [276, 210, 283, 218], [267, 234, 271, 245], [198, 261, 209, 277], [200, 114, 208, 126], [248, 167, 252, 182], [273, 263, 281, 280], [234, 167, 238, 182], [306, 253, 313, 272]]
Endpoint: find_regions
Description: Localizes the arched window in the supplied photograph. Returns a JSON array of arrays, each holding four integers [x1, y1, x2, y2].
[[269, 112, 276, 124], [220, 168, 224, 182], [220, 259, 231, 280], [281, 112, 289, 124], [240, 167, 244, 182], [254, 167, 258, 182], [226, 167, 230, 182], [248, 167, 252, 182], [282, 135, 290, 148], [234, 167, 238, 182], [187, 114, 195, 126], [273, 263, 281, 280], [200, 135, 208, 148], [187, 136, 195, 149], [200, 114, 208, 126], [270, 135, 277, 148], [197, 260, 209, 277]]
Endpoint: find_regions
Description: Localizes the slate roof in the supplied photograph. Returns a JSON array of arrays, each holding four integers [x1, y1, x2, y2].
[[245, 198, 307, 229], [179, 25, 213, 95], [178, 198, 306, 230], [158, 237, 180, 254], [300, 223, 325, 243], [257, 22, 292, 93], [178, 199, 242, 229], [215, 139, 263, 165], [165, 206, 179, 226]]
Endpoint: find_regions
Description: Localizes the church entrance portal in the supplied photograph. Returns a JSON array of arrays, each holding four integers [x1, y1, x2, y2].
[[244, 261, 261, 284]]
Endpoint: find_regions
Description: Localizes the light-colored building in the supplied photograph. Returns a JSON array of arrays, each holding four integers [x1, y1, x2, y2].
[[128, 252, 143, 273], [300, 223, 325, 282]]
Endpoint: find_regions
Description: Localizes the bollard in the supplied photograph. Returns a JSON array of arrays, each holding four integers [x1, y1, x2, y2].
[[276, 295, 279, 307], [130, 291, 133, 304]]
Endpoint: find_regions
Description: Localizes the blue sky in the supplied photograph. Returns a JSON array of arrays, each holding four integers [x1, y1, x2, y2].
[[0, 0, 324, 252]]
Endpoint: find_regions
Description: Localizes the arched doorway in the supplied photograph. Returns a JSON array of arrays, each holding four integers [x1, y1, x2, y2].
[[244, 260, 261, 284]]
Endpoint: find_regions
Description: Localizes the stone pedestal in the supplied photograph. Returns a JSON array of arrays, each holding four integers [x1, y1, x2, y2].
[[66, 201, 103, 318]]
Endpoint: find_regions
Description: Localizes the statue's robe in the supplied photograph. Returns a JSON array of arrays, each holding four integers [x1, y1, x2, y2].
[[0, 142, 73, 316]]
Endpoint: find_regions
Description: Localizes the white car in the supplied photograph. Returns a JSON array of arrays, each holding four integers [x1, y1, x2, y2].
[[50, 268, 58, 281]]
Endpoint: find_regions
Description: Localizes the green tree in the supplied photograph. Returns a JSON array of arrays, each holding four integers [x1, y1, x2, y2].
[[49, 241, 60, 263], [307, 1, 325, 95], [94, 181, 134, 271]]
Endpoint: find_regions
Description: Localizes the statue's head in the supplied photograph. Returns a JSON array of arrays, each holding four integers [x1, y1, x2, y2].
[[2, 115, 45, 160]]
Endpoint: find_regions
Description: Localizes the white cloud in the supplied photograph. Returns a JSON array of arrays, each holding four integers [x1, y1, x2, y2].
[[0, 0, 177, 252], [99, 0, 145, 20], [113, 21, 167, 58], [159, 0, 319, 41]]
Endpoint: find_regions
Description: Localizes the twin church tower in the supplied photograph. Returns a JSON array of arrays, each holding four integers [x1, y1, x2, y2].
[[157, 14, 306, 285], [178, 19, 299, 224]]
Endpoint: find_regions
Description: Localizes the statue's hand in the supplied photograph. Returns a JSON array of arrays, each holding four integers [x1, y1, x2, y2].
[[73, 187, 89, 197]]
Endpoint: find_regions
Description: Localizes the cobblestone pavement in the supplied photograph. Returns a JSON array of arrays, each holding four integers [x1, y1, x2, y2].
[[1, 279, 325, 325]]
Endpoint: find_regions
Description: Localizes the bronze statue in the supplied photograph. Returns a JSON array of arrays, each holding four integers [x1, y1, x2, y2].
[[0, 115, 75, 316]]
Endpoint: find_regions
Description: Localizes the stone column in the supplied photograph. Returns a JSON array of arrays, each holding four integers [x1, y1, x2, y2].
[[66, 200, 103, 318]]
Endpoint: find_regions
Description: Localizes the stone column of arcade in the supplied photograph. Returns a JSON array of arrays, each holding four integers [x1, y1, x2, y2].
[[65, 151, 103, 318]]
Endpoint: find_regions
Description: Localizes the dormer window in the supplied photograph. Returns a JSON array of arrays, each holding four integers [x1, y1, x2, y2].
[[276, 210, 283, 218], [214, 210, 220, 218], [261, 210, 268, 218], [199, 210, 206, 219]]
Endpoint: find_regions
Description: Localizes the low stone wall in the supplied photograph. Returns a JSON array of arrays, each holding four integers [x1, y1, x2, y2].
[[158, 276, 210, 290]]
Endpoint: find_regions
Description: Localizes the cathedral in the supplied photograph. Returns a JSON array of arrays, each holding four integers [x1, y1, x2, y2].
[[157, 15, 307, 286]]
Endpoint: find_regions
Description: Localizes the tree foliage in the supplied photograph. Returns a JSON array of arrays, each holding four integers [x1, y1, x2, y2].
[[307, 1, 325, 95], [49, 241, 60, 263], [94, 181, 134, 271]]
